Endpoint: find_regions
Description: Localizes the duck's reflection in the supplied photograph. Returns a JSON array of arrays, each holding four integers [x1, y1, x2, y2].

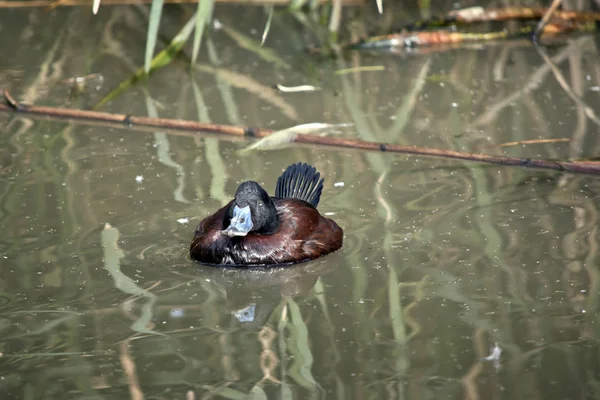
[[168, 257, 340, 331]]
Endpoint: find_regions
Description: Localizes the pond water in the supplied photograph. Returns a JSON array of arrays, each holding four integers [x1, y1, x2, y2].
[[1, 2, 600, 399]]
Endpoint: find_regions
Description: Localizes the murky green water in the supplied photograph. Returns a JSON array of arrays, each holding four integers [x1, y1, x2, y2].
[[1, 2, 600, 399]]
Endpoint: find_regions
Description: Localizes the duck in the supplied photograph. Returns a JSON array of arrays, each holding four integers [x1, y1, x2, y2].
[[190, 162, 343, 266]]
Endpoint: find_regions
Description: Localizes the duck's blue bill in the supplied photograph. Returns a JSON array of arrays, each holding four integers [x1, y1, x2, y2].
[[222, 205, 253, 237]]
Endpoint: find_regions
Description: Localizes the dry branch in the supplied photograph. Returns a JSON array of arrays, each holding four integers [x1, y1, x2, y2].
[[2, 90, 600, 175]]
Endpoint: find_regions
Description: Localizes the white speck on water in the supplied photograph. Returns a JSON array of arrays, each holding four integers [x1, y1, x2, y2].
[[135, 175, 144, 183], [177, 218, 189, 224], [451, 102, 458, 108], [324, 212, 336, 216], [334, 181, 345, 187], [591, 86, 600, 92]]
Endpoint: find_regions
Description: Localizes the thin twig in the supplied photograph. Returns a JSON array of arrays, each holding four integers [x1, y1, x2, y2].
[[533, 0, 563, 39], [491, 138, 570, 148]]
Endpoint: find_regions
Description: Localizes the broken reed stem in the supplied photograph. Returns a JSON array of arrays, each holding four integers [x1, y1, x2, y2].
[[2, 90, 600, 175]]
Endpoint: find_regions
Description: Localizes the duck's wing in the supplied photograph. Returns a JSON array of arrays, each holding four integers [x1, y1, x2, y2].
[[275, 162, 324, 208]]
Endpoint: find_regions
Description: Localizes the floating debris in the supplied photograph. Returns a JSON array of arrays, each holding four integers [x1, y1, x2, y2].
[[348, 7, 600, 50], [239, 122, 352, 153], [276, 84, 321, 93]]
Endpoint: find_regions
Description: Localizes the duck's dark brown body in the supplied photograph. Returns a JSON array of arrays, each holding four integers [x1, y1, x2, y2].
[[190, 198, 343, 266]]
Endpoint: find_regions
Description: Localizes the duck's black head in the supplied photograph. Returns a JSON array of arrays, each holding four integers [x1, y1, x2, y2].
[[222, 181, 280, 237]]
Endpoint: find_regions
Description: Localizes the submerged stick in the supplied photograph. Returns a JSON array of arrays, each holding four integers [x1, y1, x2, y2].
[[2, 90, 600, 175]]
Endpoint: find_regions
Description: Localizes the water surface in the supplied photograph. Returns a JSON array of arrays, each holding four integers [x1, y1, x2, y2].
[[1, 2, 600, 399]]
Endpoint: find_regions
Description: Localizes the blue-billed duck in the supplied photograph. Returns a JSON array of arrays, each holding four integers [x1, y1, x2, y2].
[[190, 162, 343, 266]]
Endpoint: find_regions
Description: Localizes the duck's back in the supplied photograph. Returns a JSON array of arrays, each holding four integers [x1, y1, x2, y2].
[[190, 198, 342, 266]]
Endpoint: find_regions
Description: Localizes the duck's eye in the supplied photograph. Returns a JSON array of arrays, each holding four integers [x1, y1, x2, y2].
[[240, 218, 245, 223]]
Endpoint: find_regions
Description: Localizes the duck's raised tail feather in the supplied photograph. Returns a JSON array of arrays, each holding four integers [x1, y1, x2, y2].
[[275, 162, 324, 208]]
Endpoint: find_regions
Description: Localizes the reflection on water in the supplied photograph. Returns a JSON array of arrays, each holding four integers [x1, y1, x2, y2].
[[1, 2, 600, 399]]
